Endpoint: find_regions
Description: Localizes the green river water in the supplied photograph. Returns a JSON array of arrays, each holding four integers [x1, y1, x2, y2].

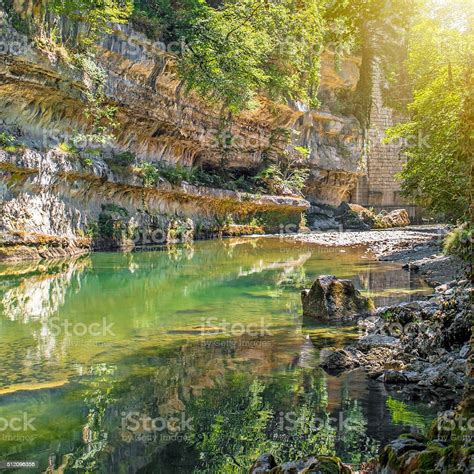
[[0, 238, 439, 473]]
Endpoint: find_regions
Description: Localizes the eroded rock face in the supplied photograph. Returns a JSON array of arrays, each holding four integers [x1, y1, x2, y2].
[[301, 275, 374, 321], [0, 149, 309, 260], [0, 6, 371, 209]]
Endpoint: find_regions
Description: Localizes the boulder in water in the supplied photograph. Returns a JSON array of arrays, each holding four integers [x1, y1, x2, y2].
[[320, 348, 363, 374], [301, 275, 374, 321]]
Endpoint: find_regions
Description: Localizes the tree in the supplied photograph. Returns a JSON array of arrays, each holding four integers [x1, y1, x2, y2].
[[135, 0, 325, 112], [385, 0, 473, 222], [50, 0, 133, 45], [323, 0, 419, 125]]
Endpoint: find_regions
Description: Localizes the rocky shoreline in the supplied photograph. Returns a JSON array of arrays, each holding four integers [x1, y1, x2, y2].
[[250, 230, 472, 473], [321, 282, 471, 400], [288, 224, 469, 287]]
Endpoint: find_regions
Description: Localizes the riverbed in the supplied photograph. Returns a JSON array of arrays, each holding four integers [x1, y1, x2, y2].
[[0, 237, 440, 472]]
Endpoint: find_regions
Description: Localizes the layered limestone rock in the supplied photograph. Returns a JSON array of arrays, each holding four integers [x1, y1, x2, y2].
[[0, 3, 405, 261], [294, 52, 365, 206], [0, 10, 296, 169], [1, 7, 367, 199], [0, 148, 308, 260], [0, 6, 312, 260]]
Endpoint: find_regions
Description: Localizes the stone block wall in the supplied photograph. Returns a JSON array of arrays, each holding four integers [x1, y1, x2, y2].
[[353, 61, 407, 207]]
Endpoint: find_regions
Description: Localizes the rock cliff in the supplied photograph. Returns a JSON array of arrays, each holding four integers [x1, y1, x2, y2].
[[0, 2, 389, 260]]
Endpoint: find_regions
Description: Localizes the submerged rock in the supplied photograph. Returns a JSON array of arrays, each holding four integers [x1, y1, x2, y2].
[[320, 348, 363, 374], [301, 275, 374, 321]]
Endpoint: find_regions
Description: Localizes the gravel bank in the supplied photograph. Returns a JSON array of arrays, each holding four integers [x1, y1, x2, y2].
[[286, 225, 468, 286], [287, 226, 445, 258]]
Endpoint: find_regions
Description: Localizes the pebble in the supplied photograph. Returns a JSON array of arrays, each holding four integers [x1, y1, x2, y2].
[[459, 344, 470, 358]]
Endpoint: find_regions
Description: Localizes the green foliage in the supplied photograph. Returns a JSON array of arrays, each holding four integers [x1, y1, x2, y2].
[[58, 141, 79, 154], [114, 151, 136, 166], [255, 139, 310, 196], [443, 224, 473, 263], [133, 0, 202, 42], [255, 164, 308, 196], [386, 397, 432, 432], [70, 53, 119, 147], [135, 161, 197, 186], [49, 0, 133, 47], [323, 0, 418, 125], [137, 0, 324, 111], [136, 161, 160, 187], [57, 141, 97, 166], [0, 131, 21, 152], [101, 203, 128, 217], [132, 160, 263, 192], [157, 162, 195, 185], [188, 168, 255, 192], [186, 376, 275, 472], [3, 0, 31, 35], [80, 156, 94, 167], [67, 364, 118, 471], [385, 3, 473, 223]]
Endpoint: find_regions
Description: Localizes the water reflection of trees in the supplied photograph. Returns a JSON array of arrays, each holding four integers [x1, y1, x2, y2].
[[0, 241, 313, 387], [0, 240, 433, 471], [64, 343, 380, 472]]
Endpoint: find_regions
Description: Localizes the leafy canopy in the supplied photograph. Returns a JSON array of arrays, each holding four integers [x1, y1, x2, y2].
[[50, 0, 133, 44], [385, 0, 473, 222], [135, 0, 325, 112]]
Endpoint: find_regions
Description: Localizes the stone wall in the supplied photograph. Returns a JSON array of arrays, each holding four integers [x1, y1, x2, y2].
[[352, 61, 407, 207]]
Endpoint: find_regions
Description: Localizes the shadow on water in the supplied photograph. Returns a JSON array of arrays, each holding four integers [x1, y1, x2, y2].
[[0, 238, 438, 472]]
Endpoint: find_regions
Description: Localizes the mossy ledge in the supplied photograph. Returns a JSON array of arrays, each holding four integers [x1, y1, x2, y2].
[[0, 148, 309, 261]]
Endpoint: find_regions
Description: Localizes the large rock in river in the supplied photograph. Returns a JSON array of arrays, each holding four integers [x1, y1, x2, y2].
[[301, 275, 374, 321]]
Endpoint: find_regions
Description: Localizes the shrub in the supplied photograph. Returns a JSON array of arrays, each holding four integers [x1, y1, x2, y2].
[[443, 224, 473, 263], [157, 163, 193, 185], [114, 151, 135, 166], [136, 162, 159, 187], [0, 132, 21, 152], [0, 132, 16, 148], [58, 142, 79, 154], [254, 164, 309, 196]]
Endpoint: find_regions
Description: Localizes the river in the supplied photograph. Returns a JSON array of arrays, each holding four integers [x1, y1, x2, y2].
[[0, 238, 438, 472]]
